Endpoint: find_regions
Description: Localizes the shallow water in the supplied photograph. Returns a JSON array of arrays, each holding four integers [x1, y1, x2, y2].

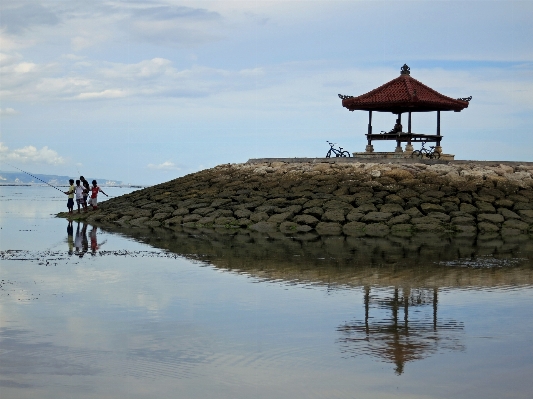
[[1, 186, 533, 398]]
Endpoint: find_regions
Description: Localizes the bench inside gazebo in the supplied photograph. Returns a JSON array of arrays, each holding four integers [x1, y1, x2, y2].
[[339, 64, 471, 160]]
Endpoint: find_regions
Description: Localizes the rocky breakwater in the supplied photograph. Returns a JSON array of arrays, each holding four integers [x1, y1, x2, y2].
[[70, 161, 533, 238]]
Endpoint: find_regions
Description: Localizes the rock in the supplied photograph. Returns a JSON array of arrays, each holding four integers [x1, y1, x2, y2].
[[457, 193, 473, 203], [323, 200, 354, 212], [420, 203, 445, 214], [451, 216, 476, 226], [362, 212, 393, 223], [397, 188, 419, 199], [475, 201, 496, 213], [183, 214, 202, 223], [384, 194, 404, 205], [172, 208, 189, 216], [364, 223, 390, 237], [502, 219, 529, 231], [459, 203, 478, 214], [255, 205, 277, 214], [293, 214, 319, 226], [403, 207, 423, 218], [454, 225, 477, 236], [518, 210, 533, 223], [215, 216, 236, 225], [494, 199, 514, 208], [152, 212, 171, 221], [129, 217, 150, 226], [478, 222, 500, 232], [322, 209, 346, 223], [478, 213, 504, 224], [197, 216, 215, 225], [411, 216, 444, 225], [249, 221, 278, 232], [268, 212, 294, 224], [498, 208, 520, 220], [387, 214, 411, 225], [303, 207, 324, 217], [210, 198, 232, 208], [234, 209, 252, 218], [414, 223, 446, 232], [427, 212, 451, 222], [346, 210, 365, 222], [315, 222, 343, 235], [342, 222, 366, 236], [250, 212, 269, 222], [144, 220, 161, 227], [296, 225, 314, 233], [163, 216, 183, 226], [192, 207, 215, 216], [303, 199, 326, 209], [379, 203, 404, 214], [514, 202, 533, 211], [441, 202, 459, 213], [279, 221, 299, 233], [391, 223, 414, 233], [355, 203, 378, 213]]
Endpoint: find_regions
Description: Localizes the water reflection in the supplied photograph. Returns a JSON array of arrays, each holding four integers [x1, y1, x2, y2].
[[337, 287, 464, 375], [80, 223, 533, 374]]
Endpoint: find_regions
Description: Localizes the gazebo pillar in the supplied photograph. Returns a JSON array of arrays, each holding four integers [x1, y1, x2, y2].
[[405, 111, 414, 152], [365, 111, 374, 152], [394, 113, 403, 153], [435, 111, 442, 154]]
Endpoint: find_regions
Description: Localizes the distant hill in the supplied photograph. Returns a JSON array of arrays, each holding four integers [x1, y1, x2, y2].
[[0, 171, 126, 187]]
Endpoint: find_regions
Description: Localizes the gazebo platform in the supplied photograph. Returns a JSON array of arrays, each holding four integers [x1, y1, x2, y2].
[[351, 151, 455, 161]]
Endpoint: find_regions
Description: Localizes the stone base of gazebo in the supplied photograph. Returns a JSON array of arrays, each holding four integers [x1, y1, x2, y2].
[[352, 151, 455, 161]]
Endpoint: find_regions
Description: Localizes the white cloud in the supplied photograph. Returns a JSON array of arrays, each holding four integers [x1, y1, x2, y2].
[[147, 161, 181, 171], [0, 142, 65, 165], [0, 108, 17, 116]]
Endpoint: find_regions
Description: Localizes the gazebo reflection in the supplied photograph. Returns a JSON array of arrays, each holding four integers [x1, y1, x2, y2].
[[337, 286, 464, 375]]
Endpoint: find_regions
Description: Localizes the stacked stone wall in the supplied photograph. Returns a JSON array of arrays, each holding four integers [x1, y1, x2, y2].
[[68, 161, 533, 238]]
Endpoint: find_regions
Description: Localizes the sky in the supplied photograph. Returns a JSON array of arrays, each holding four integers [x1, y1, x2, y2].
[[0, 0, 532, 185]]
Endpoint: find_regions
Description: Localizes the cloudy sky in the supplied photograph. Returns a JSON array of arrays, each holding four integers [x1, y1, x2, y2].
[[1, 1, 532, 185]]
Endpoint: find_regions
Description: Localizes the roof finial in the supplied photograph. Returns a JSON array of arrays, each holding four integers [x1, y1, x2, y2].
[[400, 64, 410, 75]]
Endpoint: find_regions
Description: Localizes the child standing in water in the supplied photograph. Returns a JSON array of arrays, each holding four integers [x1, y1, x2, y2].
[[89, 180, 108, 210], [64, 179, 75, 214]]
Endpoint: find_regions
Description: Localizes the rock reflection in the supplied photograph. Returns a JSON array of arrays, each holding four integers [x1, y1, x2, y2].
[[70, 223, 533, 373], [337, 287, 464, 375]]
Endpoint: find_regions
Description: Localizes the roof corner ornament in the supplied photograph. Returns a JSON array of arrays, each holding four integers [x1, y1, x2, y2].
[[338, 94, 353, 100], [400, 64, 411, 75], [457, 96, 472, 102]]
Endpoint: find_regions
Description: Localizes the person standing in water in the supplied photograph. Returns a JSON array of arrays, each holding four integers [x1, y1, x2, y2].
[[89, 180, 108, 210], [64, 179, 75, 214]]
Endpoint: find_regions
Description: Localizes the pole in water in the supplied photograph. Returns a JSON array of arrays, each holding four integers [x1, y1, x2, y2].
[[1, 161, 66, 194]]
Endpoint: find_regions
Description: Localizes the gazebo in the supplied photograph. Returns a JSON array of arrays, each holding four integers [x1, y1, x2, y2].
[[339, 64, 471, 158]]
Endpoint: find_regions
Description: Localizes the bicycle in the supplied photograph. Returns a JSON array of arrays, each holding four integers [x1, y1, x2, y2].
[[326, 141, 351, 158], [410, 142, 441, 160]]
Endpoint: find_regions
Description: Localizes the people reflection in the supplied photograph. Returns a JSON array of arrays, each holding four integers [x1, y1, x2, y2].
[[89, 225, 106, 255], [337, 286, 464, 375], [81, 223, 89, 257], [67, 220, 74, 255], [74, 222, 82, 255]]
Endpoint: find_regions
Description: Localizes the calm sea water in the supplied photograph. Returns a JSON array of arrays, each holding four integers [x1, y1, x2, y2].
[[1, 186, 533, 399]]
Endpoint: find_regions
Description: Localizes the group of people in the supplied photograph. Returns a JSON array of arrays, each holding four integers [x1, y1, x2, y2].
[[64, 176, 108, 214]]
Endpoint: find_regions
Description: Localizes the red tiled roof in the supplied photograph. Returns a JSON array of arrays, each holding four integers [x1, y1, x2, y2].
[[341, 72, 470, 113]]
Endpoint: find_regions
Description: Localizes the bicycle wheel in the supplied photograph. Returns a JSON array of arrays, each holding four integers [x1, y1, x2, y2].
[[340, 151, 351, 157], [411, 150, 423, 159], [325, 150, 332, 158]]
